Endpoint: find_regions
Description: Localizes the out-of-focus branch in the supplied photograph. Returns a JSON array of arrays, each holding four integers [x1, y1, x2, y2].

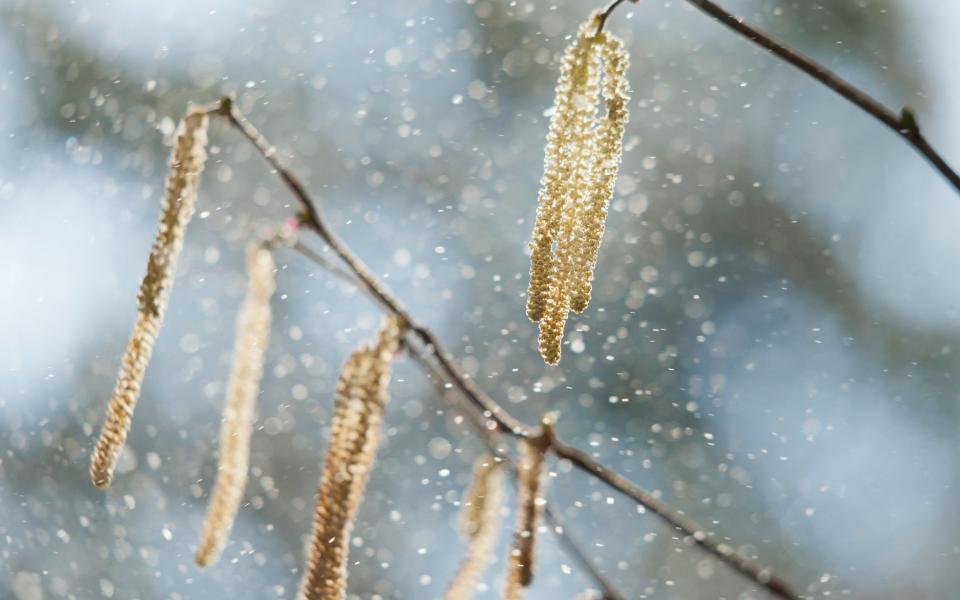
[[549, 436, 799, 599], [212, 97, 803, 600], [543, 506, 626, 600]]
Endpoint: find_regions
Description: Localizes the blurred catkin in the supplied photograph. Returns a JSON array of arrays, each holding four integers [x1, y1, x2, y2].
[[90, 106, 209, 489], [504, 435, 548, 599], [195, 244, 276, 568], [298, 316, 404, 600], [526, 13, 631, 365], [443, 455, 505, 600]]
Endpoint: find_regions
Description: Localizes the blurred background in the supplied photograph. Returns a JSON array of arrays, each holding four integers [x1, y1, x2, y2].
[[2, 0, 960, 598]]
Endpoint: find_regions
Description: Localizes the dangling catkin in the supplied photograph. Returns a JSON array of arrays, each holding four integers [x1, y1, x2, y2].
[[569, 34, 631, 313], [195, 244, 276, 568], [297, 316, 404, 600], [504, 435, 549, 599], [90, 106, 209, 489], [538, 25, 602, 366], [526, 13, 631, 365], [443, 455, 505, 600], [526, 26, 599, 324]]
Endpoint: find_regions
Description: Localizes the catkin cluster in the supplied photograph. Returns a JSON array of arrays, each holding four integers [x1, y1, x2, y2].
[[298, 316, 404, 600], [526, 13, 631, 365], [504, 435, 549, 599], [444, 455, 505, 600], [90, 106, 210, 489], [195, 244, 276, 567]]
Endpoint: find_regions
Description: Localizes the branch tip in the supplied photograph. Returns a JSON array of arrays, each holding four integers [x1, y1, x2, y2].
[[597, 0, 636, 33], [685, 0, 959, 194], [216, 95, 234, 116], [899, 106, 919, 134]]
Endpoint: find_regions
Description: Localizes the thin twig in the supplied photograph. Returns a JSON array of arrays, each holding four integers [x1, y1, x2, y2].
[[549, 436, 799, 600], [681, 0, 960, 193], [214, 98, 802, 600], [291, 240, 370, 293], [594, 0, 960, 192], [216, 97, 527, 437], [596, 0, 639, 33]]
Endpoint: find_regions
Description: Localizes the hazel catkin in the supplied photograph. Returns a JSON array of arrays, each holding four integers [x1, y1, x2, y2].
[[504, 434, 549, 599], [195, 244, 276, 567], [297, 316, 404, 600], [443, 455, 505, 600], [90, 106, 209, 489], [525, 13, 631, 365], [526, 29, 599, 325], [569, 33, 631, 314]]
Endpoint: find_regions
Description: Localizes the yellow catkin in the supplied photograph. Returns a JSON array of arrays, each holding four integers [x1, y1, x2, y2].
[[90, 106, 209, 489], [538, 20, 603, 366], [195, 245, 276, 568], [443, 455, 505, 600], [569, 33, 631, 313], [526, 13, 631, 365], [503, 436, 548, 599], [526, 27, 599, 323], [297, 316, 404, 600]]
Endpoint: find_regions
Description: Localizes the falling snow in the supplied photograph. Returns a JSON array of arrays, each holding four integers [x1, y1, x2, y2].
[[1, 0, 960, 599]]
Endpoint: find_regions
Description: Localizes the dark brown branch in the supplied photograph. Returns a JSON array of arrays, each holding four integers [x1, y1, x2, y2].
[[595, 0, 960, 192], [549, 436, 799, 599], [682, 0, 960, 194], [596, 0, 639, 33], [291, 240, 377, 297], [215, 98, 802, 600]]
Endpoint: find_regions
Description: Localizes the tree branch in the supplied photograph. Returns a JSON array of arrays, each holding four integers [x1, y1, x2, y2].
[[549, 436, 798, 599], [212, 97, 803, 600], [596, 0, 639, 33], [596, 0, 960, 193], [683, 0, 960, 193]]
